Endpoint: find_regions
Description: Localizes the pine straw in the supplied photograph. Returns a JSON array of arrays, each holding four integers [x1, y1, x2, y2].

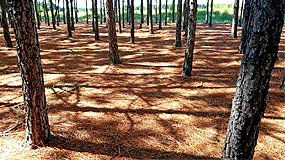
[[0, 22, 284, 159]]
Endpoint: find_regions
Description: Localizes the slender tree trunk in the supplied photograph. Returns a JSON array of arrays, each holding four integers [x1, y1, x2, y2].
[[209, 0, 213, 26], [175, 0, 182, 47], [49, 0, 56, 29], [122, 0, 124, 27], [106, 0, 121, 64], [86, 0, 88, 24], [238, 0, 244, 27], [130, 0, 134, 43], [155, 0, 158, 23], [70, 0, 75, 30], [222, 1, 284, 159], [139, 0, 143, 28], [230, 0, 239, 38], [205, 0, 209, 23], [237, 0, 250, 54], [39, 2, 42, 22], [159, 0, 162, 29], [118, 0, 122, 32], [172, 0, 175, 23], [280, 74, 285, 91], [114, 0, 118, 22], [44, 0, 50, 26], [181, 0, 197, 76], [43, 2, 47, 23], [103, 0, 106, 22], [56, 0, 60, 26], [0, 11, 2, 27], [92, 0, 95, 30], [9, 0, 51, 149], [34, 0, 41, 29], [94, 0, 100, 40], [149, 0, 154, 34], [165, 0, 167, 25], [147, 0, 149, 25], [183, 0, 189, 30], [63, 0, 66, 24], [100, 0, 103, 24], [127, 0, 129, 23], [66, 0, 72, 37], [76, 0, 78, 23], [0, 0, 12, 47]]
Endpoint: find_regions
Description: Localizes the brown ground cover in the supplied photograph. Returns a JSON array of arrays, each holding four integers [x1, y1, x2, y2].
[[0, 22, 284, 159]]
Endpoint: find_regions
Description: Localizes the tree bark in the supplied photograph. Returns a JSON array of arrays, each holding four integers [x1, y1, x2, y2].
[[66, 0, 72, 37], [86, 0, 88, 24], [43, 2, 47, 23], [114, 0, 118, 22], [44, 0, 50, 26], [149, 0, 154, 34], [0, 0, 12, 47], [94, 0, 100, 40], [63, 0, 66, 24], [34, 0, 41, 29], [117, 0, 122, 32], [172, 0, 175, 23], [155, 0, 157, 23], [165, 0, 167, 25], [70, 0, 75, 30], [208, 0, 213, 26], [147, 0, 149, 25], [183, 0, 189, 30], [127, 0, 129, 23], [75, 0, 78, 23], [9, 0, 51, 149], [92, 0, 95, 30], [106, 0, 121, 64], [280, 74, 285, 91], [175, 0, 182, 47], [49, 0, 56, 29], [205, 0, 209, 23], [237, 0, 250, 54], [100, 0, 103, 24], [130, 0, 135, 43], [158, 0, 162, 29], [230, 0, 239, 38], [222, 1, 284, 159], [122, 0, 124, 27], [139, 0, 143, 28], [103, 0, 106, 22], [238, 0, 244, 27], [57, 0, 60, 25], [181, 0, 197, 76]]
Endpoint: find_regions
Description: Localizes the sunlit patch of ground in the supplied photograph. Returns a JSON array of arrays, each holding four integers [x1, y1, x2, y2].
[[0, 22, 284, 159]]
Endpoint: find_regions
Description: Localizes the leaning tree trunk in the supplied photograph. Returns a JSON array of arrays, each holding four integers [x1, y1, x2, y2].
[[149, 0, 154, 34], [175, 0, 182, 47], [209, 0, 213, 26], [222, 1, 284, 159], [237, 0, 250, 54], [0, 0, 12, 47], [280, 74, 285, 91], [139, 0, 143, 28], [165, 0, 167, 25], [205, 0, 209, 23], [34, 0, 41, 29], [66, 0, 72, 37], [158, 0, 162, 29], [49, 0, 56, 29], [106, 0, 121, 64], [130, 0, 135, 43], [70, 0, 75, 30], [181, 0, 197, 76], [117, 0, 122, 32], [94, 0, 100, 40], [238, 0, 244, 27], [9, 0, 51, 149], [230, 0, 239, 38], [172, 0, 175, 23]]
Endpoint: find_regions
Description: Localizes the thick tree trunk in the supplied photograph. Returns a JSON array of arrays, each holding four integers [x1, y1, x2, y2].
[[147, 0, 149, 25], [280, 74, 285, 91], [130, 0, 135, 43], [238, 0, 244, 27], [0, 0, 12, 47], [93, 0, 99, 40], [181, 0, 197, 76], [205, 0, 209, 23], [175, 0, 182, 47], [222, 1, 284, 159], [139, 0, 143, 28], [165, 0, 167, 25], [209, 0, 213, 26], [158, 0, 162, 29], [44, 0, 50, 26], [66, 0, 72, 37], [34, 0, 41, 29], [49, 0, 56, 29], [149, 0, 154, 34], [237, 0, 250, 54], [86, 0, 88, 24], [172, 0, 175, 23], [118, 0, 122, 32], [106, 0, 121, 64], [9, 0, 51, 149], [230, 0, 239, 38], [122, 0, 124, 27], [63, 0, 66, 24], [70, 0, 75, 30]]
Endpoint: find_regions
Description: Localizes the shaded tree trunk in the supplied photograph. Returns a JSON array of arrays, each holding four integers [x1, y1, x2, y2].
[[122, 0, 124, 27], [103, 0, 106, 22], [158, 0, 162, 29], [172, 0, 175, 23], [57, 0, 60, 24], [86, 0, 88, 24], [165, 0, 167, 25], [9, 0, 51, 149], [117, 0, 122, 32], [70, 0, 75, 30], [155, 0, 157, 23], [230, 0, 239, 38], [139, 0, 143, 28], [181, 0, 197, 76], [238, 0, 244, 27], [106, 0, 121, 64], [149, 0, 154, 34], [75, 0, 78, 23], [114, 0, 118, 22], [127, 0, 129, 23], [237, 0, 250, 54], [147, 0, 149, 25], [44, 0, 50, 26], [34, 0, 41, 29], [0, 0, 12, 47], [175, 0, 182, 47], [280, 74, 285, 91], [63, 0, 66, 24], [209, 0, 213, 26], [205, 0, 209, 23], [222, 1, 284, 159], [39, 2, 42, 22], [66, 0, 72, 37], [92, 0, 95, 31], [49, 0, 56, 29], [100, 0, 103, 24], [183, 0, 189, 30], [94, 0, 100, 40], [130, 0, 135, 43]]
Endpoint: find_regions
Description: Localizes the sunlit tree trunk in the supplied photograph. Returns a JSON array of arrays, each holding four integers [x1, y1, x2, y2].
[[9, 0, 51, 149], [66, 0, 72, 37], [222, 1, 284, 159], [149, 0, 154, 34], [165, 0, 167, 25], [159, 0, 162, 29], [181, 0, 197, 76], [139, 0, 143, 28], [209, 0, 213, 26], [49, 0, 56, 29], [0, 0, 12, 47], [106, 0, 121, 64], [34, 0, 41, 29], [70, 0, 75, 30], [175, 0, 182, 47], [172, 0, 175, 23], [130, 0, 135, 43], [230, 0, 239, 38], [238, 0, 244, 27], [205, 0, 209, 23]]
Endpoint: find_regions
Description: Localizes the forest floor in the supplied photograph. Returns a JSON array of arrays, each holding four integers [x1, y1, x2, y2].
[[0, 22, 284, 160]]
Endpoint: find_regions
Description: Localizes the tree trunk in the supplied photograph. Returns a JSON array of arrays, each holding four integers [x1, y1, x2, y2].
[[172, 0, 175, 23], [44, 0, 50, 26], [155, 0, 157, 23], [183, 0, 189, 31], [230, 0, 239, 38], [103, 0, 106, 22], [63, 0, 66, 24], [130, 0, 135, 43], [94, 0, 100, 40], [86, 0, 88, 24], [122, 0, 124, 27], [92, 0, 95, 30], [158, 0, 162, 29], [66, 0, 72, 37], [106, 0, 121, 64], [139, 0, 143, 28], [280, 74, 285, 91], [0, 0, 12, 47], [237, 0, 250, 54], [208, 0, 213, 26], [222, 1, 284, 159], [34, 0, 41, 29], [147, 0, 149, 25], [205, 0, 209, 23], [181, 0, 197, 76], [175, 0, 182, 47], [56, 0, 60, 26], [9, 0, 51, 149], [100, 0, 103, 24], [49, 0, 56, 29], [43, 2, 47, 23], [0, 13, 2, 27], [127, 0, 129, 23], [117, 0, 122, 32], [149, 0, 154, 34], [238, 0, 244, 27], [114, 0, 118, 22], [39, 2, 42, 22], [165, 0, 167, 25], [76, 0, 78, 23], [70, 0, 75, 30]]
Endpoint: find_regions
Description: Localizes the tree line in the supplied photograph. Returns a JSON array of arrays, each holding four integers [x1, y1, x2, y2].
[[1, 0, 285, 159]]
